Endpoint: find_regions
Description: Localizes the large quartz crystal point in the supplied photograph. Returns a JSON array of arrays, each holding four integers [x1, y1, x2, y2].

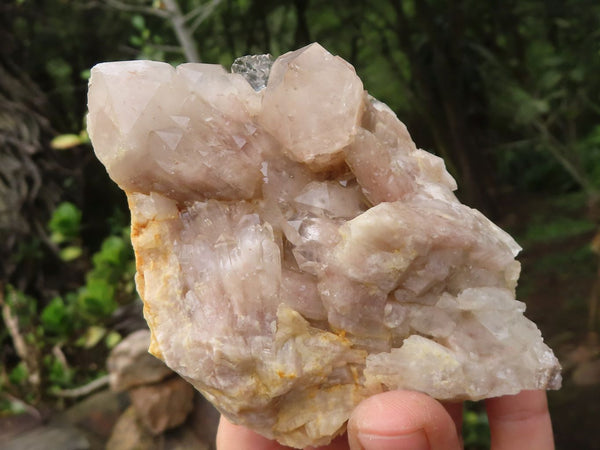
[[87, 42, 561, 449]]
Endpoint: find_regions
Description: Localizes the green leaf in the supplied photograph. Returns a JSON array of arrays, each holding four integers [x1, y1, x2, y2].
[[46, 58, 72, 82], [507, 86, 549, 124], [569, 67, 585, 83], [50, 134, 83, 150], [78, 279, 117, 318], [48, 202, 81, 243], [105, 331, 122, 349], [41, 297, 70, 336], [78, 129, 90, 143], [60, 246, 82, 261], [44, 355, 74, 387], [539, 70, 562, 92], [131, 14, 145, 31], [94, 236, 127, 266], [50, 231, 65, 244], [236, 0, 250, 11], [9, 362, 28, 385], [76, 326, 107, 348], [130, 35, 143, 46]]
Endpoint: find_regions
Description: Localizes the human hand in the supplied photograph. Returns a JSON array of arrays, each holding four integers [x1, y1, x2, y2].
[[216, 389, 554, 450]]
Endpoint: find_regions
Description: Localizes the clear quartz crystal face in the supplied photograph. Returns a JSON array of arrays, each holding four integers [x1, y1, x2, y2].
[[87, 42, 561, 449], [231, 54, 274, 91]]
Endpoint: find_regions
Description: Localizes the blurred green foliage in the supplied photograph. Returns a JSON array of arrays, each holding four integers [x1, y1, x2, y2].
[[524, 217, 595, 245], [463, 403, 491, 449], [1, 202, 134, 400]]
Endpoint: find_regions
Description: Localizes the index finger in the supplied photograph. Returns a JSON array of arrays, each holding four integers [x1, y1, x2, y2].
[[485, 390, 554, 450]]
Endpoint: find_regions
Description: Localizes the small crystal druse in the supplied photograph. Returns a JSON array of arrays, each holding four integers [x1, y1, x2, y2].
[[87, 43, 561, 448]]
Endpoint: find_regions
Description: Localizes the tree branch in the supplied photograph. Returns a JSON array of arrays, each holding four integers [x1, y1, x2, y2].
[[185, 0, 223, 32], [534, 121, 597, 195], [162, 0, 200, 62], [0, 287, 41, 394], [104, 0, 169, 18], [104, 0, 202, 62], [51, 375, 110, 398]]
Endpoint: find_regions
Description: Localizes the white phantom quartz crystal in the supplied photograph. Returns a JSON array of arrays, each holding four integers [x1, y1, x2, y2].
[[87, 43, 561, 448]]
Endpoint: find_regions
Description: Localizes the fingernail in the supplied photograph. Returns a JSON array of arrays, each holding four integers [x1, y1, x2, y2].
[[357, 429, 430, 450]]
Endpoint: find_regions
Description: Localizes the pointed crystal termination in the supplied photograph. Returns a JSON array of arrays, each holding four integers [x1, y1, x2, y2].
[[231, 54, 274, 91], [87, 42, 561, 449]]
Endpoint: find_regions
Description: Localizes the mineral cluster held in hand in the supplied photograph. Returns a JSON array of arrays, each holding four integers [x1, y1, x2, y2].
[[87, 43, 561, 448]]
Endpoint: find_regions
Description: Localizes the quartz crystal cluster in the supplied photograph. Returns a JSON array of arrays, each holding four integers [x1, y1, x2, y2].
[[87, 43, 561, 448]]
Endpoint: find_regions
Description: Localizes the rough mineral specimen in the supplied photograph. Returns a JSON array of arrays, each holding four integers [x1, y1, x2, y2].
[[87, 43, 561, 448]]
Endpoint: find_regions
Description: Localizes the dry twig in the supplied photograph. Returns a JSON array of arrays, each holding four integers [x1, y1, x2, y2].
[[0, 287, 41, 396]]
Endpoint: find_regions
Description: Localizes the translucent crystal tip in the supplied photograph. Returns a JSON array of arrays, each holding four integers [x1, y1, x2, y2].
[[231, 54, 274, 91]]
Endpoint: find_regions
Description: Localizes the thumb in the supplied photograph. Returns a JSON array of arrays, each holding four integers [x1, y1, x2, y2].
[[347, 390, 462, 450]]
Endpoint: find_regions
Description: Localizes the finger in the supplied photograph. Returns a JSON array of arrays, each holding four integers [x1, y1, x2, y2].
[[216, 416, 292, 450], [347, 390, 462, 450], [217, 416, 348, 450], [485, 390, 554, 450], [306, 434, 350, 450]]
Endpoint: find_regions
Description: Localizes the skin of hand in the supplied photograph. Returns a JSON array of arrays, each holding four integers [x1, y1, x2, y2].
[[216, 389, 554, 450]]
